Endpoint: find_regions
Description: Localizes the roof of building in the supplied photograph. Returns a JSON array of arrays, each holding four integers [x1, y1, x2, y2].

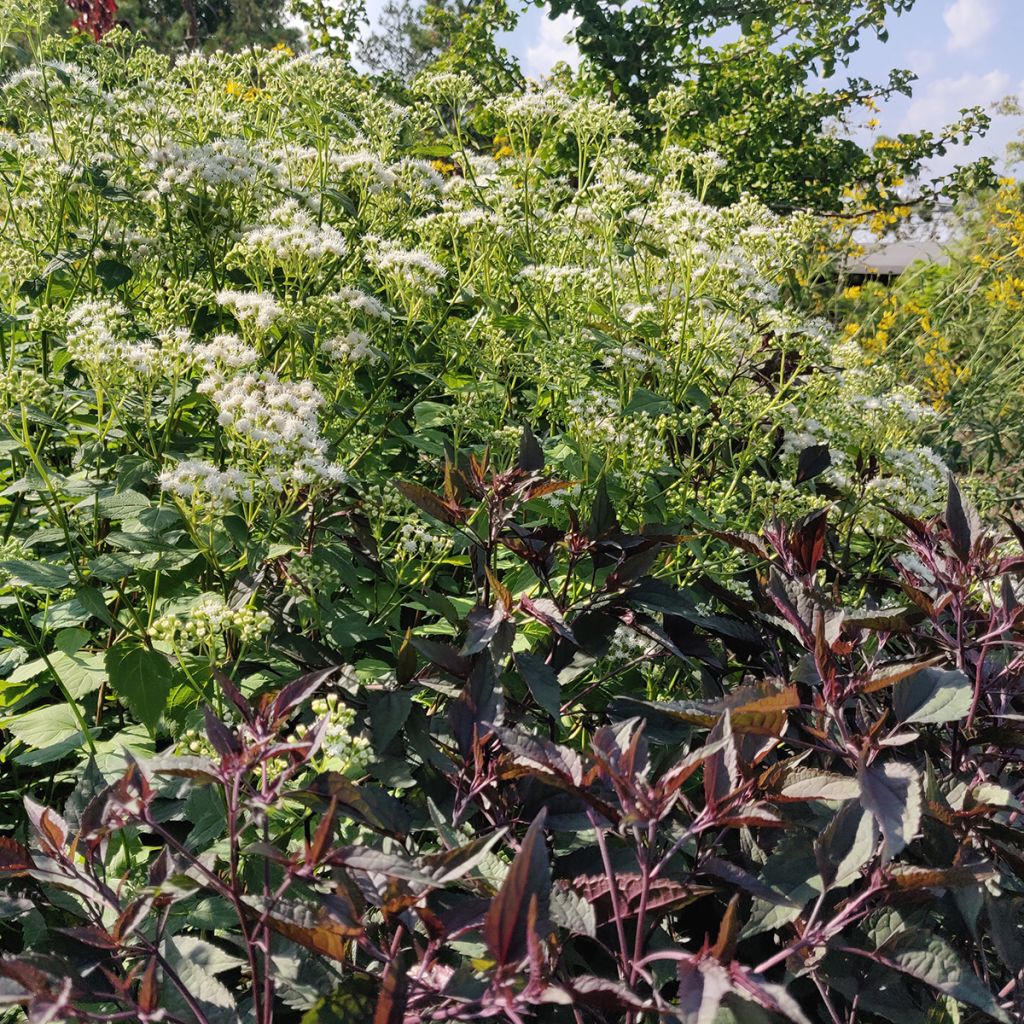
[[845, 238, 949, 277]]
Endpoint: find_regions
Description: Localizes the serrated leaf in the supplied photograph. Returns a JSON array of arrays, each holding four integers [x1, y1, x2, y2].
[[105, 643, 173, 734], [161, 934, 242, 1024], [776, 767, 860, 801], [48, 650, 105, 699], [879, 930, 1010, 1023], [550, 886, 597, 937], [4, 703, 82, 751], [0, 560, 71, 591]]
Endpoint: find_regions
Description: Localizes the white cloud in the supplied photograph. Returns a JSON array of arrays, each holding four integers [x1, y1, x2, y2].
[[943, 0, 998, 51], [902, 70, 1010, 128], [524, 13, 580, 78], [900, 70, 1016, 176]]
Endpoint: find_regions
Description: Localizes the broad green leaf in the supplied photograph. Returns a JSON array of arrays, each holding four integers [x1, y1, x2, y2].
[[4, 704, 82, 753], [893, 668, 972, 725], [0, 560, 71, 592], [300, 983, 376, 1024], [54, 628, 90, 655], [880, 930, 1010, 1023], [105, 643, 173, 734], [161, 934, 242, 1024], [48, 650, 105, 699]]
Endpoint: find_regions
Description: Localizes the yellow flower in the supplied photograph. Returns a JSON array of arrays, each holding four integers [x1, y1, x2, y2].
[[272, 42, 294, 56], [225, 80, 244, 97]]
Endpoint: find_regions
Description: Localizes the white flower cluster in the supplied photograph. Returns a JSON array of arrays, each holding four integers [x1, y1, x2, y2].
[[396, 521, 448, 559], [66, 299, 176, 382], [329, 149, 398, 189], [159, 458, 255, 508], [216, 290, 285, 332], [331, 286, 390, 321], [366, 237, 447, 295], [321, 330, 381, 364], [149, 592, 271, 648], [200, 371, 348, 489], [235, 199, 348, 269], [188, 333, 260, 372], [607, 624, 656, 663], [142, 137, 275, 198], [500, 87, 573, 128]]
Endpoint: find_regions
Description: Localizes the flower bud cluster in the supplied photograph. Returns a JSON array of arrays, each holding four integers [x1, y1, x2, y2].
[[149, 593, 271, 649], [307, 693, 373, 776]]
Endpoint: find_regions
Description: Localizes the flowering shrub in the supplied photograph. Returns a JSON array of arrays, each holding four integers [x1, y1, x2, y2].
[[0, 6, 1020, 1022]]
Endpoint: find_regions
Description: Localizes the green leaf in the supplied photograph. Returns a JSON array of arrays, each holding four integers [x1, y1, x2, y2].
[[880, 930, 1010, 1023], [75, 586, 119, 628], [300, 983, 376, 1024], [4, 703, 82, 752], [49, 650, 105, 699], [105, 643, 173, 734], [95, 259, 133, 289], [54, 628, 90, 655], [161, 934, 242, 1024], [0, 560, 71, 592], [893, 668, 972, 725]]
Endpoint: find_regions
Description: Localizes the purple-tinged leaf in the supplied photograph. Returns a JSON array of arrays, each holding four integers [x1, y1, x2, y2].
[[517, 424, 544, 473], [462, 602, 508, 655], [450, 658, 503, 759], [483, 809, 550, 968], [372, 958, 407, 1024], [946, 474, 981, 563], [395, 479, 464, 525], [857, 760, 921, 863], [519, 595, 577, 644], [795, 444, 831, 486], [513, 651, 561, 720], [269, 666, 337, 724], [204, 706, 241, 757]]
